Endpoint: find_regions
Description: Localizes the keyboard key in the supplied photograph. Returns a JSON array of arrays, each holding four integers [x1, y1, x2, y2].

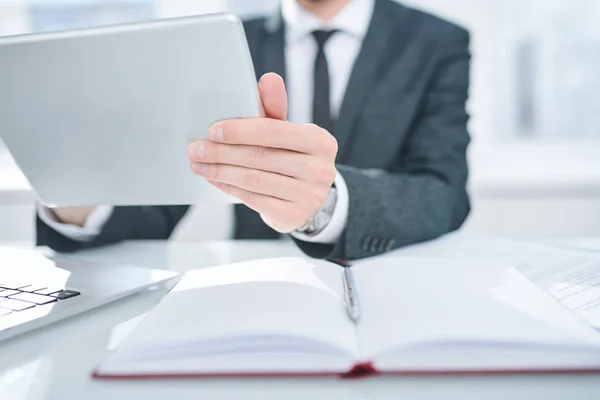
[[0, 308, 11, 317], [10, 292, 57, 305], [0, 299, 35, 311], [0, 282, 31, 290], [50, 290, 81, 300], [0, 290, 20, 297], [34, 287, 63, 295], [20, 285, 47, 293]]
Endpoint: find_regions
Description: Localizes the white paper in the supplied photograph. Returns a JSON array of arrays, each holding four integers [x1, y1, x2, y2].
[[395, 232, 600, 329]]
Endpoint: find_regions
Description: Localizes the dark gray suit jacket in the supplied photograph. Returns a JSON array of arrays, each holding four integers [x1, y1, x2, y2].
[[36, 0, 471, 261]]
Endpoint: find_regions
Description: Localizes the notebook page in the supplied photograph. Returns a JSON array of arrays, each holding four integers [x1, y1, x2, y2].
[[351, 258, 600, 363], [97, 257, 358, 375], [395, 233, 600, 329]]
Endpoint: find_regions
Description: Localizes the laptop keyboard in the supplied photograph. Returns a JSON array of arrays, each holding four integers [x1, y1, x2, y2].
[[0, 281, 80, 317]]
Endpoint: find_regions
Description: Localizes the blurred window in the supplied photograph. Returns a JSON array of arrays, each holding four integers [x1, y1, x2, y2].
[[493, 0, 600, 139], [28, 0, 156, 32]]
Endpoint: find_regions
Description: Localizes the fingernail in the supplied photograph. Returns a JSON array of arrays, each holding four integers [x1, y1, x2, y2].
[[209, 124, 224, 142], [194, 142, 204, 159], [192, 163, 208, 174], [187, 142, 205, 160]]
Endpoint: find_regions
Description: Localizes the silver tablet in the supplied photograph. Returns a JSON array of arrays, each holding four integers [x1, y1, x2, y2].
[[0, 14, 259, 205]]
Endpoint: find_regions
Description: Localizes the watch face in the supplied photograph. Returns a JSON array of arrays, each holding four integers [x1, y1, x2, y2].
[[299, 187, 337, 235], [313, 210, 329, 231]]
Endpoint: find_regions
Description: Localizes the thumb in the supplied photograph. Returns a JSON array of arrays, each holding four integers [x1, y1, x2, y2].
[[258, 73, 288, 121]]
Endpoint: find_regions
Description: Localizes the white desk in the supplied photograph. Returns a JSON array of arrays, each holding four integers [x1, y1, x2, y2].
[[2, 239, 600, 400]]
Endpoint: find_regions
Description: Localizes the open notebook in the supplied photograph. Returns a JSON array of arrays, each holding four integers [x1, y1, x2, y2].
[[93, 257, 600, 379]]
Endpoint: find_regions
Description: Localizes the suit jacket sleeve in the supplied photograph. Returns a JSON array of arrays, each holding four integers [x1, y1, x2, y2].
[[294, 27, 471, 261], [36, 206, 190, 252]]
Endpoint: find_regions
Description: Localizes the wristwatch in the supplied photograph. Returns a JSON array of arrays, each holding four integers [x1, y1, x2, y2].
[[296, 185, 338, 236]]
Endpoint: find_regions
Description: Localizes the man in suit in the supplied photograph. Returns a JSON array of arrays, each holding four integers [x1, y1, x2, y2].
[[37, 0, 471, 261]]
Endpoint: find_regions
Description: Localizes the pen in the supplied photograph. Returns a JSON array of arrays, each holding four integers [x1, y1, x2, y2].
[[342, 265, 360, 323]]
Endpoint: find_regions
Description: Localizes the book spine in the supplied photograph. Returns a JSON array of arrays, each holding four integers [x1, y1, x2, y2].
[[342, 361, 378, 379]]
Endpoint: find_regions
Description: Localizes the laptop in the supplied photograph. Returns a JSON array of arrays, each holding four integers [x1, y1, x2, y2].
[[0, 13, 259, 206], [0, 245, 178, 342]]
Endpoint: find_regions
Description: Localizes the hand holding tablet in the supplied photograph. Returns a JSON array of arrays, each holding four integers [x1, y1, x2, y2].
[[187, 73, 337, 234]]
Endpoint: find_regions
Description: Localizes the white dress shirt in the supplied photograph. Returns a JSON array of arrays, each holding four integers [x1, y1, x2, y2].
[[39, 0, 375, 244]]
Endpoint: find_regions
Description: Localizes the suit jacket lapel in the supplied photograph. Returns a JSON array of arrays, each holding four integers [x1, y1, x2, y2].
[[334, 0, 410, 162]]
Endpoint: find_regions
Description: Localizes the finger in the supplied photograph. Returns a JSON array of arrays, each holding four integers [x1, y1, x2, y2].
[[187, 141, 334, 184], [207, 181, 300, 233], [258, 73, 288, 121], [190, 162, 314, 202], [208, 119, 337, 158]]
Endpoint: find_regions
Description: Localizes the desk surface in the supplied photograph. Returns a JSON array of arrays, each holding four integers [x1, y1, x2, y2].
[[2, 238, 600, 400]]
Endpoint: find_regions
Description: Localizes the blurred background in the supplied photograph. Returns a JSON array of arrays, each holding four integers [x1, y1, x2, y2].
[[1, 0, 599, 242]]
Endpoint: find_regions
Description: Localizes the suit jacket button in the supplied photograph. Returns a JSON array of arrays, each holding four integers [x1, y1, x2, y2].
[[386, 239, 396, 251], [379, 238, 389, 252], [362, 236, 372, 251], [370, 237, 381, 253]]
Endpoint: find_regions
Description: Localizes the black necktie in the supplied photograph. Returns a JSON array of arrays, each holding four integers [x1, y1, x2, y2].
[[311, 30, 337, 135]]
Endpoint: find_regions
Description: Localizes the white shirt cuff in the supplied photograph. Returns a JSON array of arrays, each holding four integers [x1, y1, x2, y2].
[[37, 204, 114, 242], [291, 170, 349, 244]]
